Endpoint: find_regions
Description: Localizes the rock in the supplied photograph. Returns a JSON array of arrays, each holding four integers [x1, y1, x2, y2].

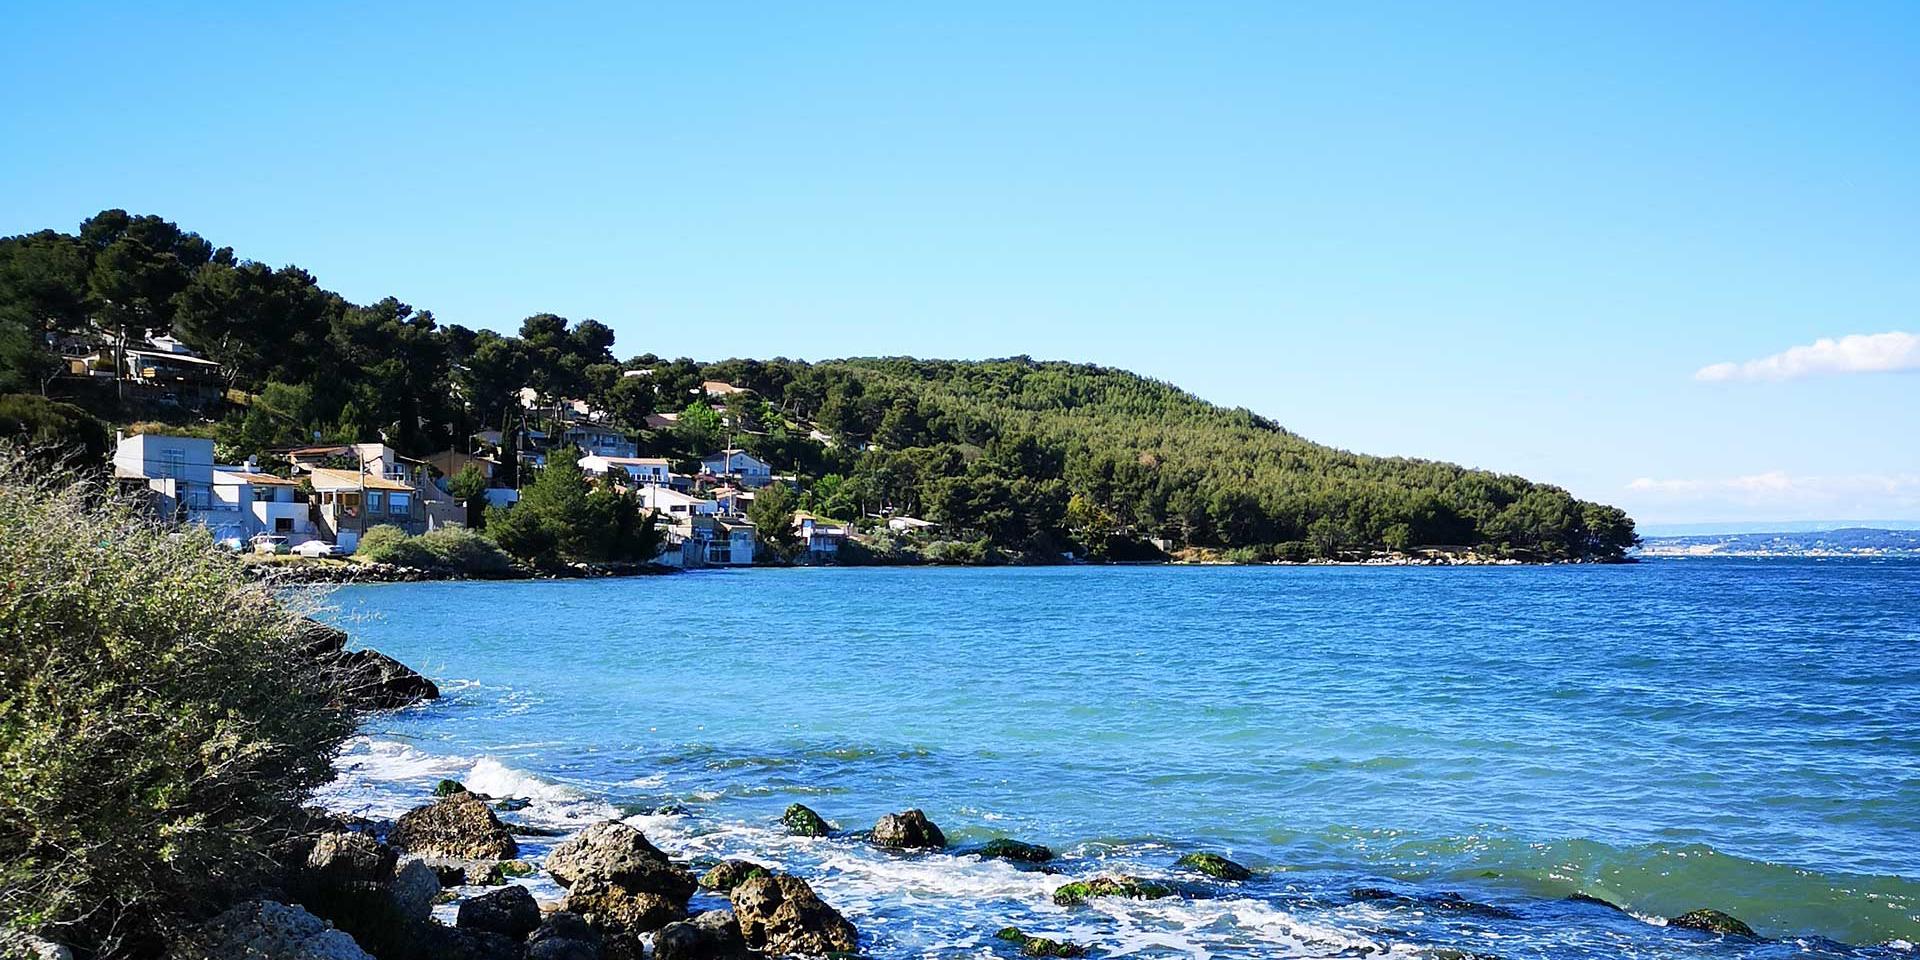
[[418, 923, 523, 960], [653, 909, 751, 960], [995, 926, 1087, 958], [729, 873, 858, 957], [457, 884, 542, 940], [421, 856, 506, 886], [547, 820, 696, 903], [566, 878, 690, 947], [187, 900, 375, 960], [870, 808, 946, 850], [1052, 876, 1175, 906], [333, 647, 440, 709], [1669, 909, 1757, 938], [388, 858, 441, 921], [294, 618, 351, 657], [780, 803, 831, 837], [979, 839, 1055, 863], [1175, 852, 1252, 881], [305, 831, 396, 883], [501, 858, 538, 877], [494, 797, 532, 812], [1349, 888, 1516, 919], [511, 822, 567, 837], [1566, 892, 1625, 912], [0, 931, 72, 960], [391, 792, 518, 860], [435, 779, 469, 797], [698, 859, 769, 892], [527, 912, 602, 960]]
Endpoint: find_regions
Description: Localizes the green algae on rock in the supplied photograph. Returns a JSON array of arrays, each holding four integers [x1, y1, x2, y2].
[[1669, 909, 1757, 938], [995, 926, 1087, 957], [1174, 852, 1251, 881], [781, 803, 832, 837], [979, 839, 1055, 863], [1052, 876, 1175, 906]]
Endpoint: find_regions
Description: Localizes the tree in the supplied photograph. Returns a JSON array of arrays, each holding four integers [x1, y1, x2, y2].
[[0, 394, 110, 467], [448, 463, 491, 528], [746, 482, 801, 560]]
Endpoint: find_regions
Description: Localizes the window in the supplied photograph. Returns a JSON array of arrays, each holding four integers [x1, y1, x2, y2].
[[275, 517, 293, 533], [389, 493, 411, 515], [160, 447, 187, 479], [366, 491, 384, 513]]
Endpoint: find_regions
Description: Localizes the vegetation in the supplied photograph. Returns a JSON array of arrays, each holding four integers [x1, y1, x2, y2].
[[1, 210, 1637, 562], [353, 524, 515, 576], [0, 450, 354, 956], [0, 394, 109, 468], [482, 456, 661, 568]]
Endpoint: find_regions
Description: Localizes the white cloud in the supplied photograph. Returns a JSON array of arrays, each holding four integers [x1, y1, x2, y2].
[[1624, 472, 1920, 516], [1694, 331, 1920, 382]]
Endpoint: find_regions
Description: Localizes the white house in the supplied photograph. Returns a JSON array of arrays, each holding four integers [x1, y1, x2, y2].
[[579, 454, 672, 485], [564, 423, 636, 458], [688, 516, 757, 565], [699, 449, 771, 487], [887, 516, 939, 534], [638, 485, 717, 518], [794, 512, 848, 560], [213, 466, 316, 544], [113, 432, 216, 521], [710, 486, 754, 517]]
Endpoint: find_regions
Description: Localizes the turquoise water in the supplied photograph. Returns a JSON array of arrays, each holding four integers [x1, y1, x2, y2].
[[316, 561, 1920, 957]]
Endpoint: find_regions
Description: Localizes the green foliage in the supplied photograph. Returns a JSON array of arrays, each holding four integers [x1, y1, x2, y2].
[[0, 452, 354, 955], [447, 463, 490, 528], [483, 458, 660, 567], [0, 394, 110, 468], [354, 524, 514, 576], [745, 483, 801, 560]]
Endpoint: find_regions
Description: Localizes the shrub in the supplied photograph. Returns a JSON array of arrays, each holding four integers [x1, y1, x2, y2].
[[0, 394, 109, 468], [352, 523, 414, 562], [0, 450, 354, 956]]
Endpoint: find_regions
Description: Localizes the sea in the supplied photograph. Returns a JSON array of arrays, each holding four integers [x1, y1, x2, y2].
[[310, 560, 1920, 958]]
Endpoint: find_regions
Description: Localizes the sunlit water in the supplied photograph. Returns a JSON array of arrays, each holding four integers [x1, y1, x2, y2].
[[312, 560, 1920, 958]]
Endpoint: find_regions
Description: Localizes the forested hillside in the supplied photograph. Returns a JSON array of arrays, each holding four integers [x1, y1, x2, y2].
[[0, 210, 1636, 561]]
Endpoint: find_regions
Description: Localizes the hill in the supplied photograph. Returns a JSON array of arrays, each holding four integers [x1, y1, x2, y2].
[[0, 209, 1636, 562]]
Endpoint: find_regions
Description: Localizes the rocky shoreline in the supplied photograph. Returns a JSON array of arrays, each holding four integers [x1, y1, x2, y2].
[[245, 559, 681, 586]]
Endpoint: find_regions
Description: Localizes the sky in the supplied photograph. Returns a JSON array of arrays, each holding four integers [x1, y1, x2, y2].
[[3, 2, 1916, 531]]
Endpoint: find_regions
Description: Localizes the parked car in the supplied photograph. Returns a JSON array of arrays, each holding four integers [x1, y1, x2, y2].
[[250, 535, 289, 555], [291, 540, 340, 558]]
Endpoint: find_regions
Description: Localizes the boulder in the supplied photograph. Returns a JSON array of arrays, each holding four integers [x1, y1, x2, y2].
[[870, 808, 946, 850], [333, 647, 440, 710], [434, 779, 469, 797], [1175, 852, 1252, 881], [0, 931, 72, 960], [388, 858, 442, 921], [391, 792, 518, 860], [653, 909, 751, 960], [294, 618, 351, 657], [566, 878, 690, 943], [527, 912, 602, 960], [457, 884, 543, 940], [417, 923, 523, 960], [729, 874, 858, 957], [547, 820, 696, 903], [421, 856, 507, 886], [979, 839, 1055, 863], [780, 803, 831, 837], [995, 926, 1087, 958], [698, 860, 769, 892], [1052, 876, 1175, 906], [187, 900, 374, 960], [1668, 909, 1757, 938], [305, 831, 396, 883]]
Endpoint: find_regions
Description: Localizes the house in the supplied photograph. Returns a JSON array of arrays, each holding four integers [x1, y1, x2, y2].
[[794, 512, 848, 560], [638, 485, 717, 518], [113, 432, 216, 522], [579, 454, 672, 485], [688, 516, 757, 565], [425, 448, 499, 483], [701, 380, 747, 398], [642, 412, 680, 431], [112, 433, 321, 546], [305, 467, 422, 551], [122, 335, 224, 407], [562, 423, 636, 458], [699, 449, 771, 487], [887, 516, 939, 534], [709, 486, 754, 516], [213, 465, 316, 544]]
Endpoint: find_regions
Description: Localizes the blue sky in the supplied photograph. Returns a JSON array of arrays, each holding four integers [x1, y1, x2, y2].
[[4, 2, 1915, 529]]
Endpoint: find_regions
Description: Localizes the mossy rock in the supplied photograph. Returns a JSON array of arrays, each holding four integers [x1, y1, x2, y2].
[[700, 859, 771, 892], [1052, 876, 1175, 906], [781, 803, 831, 837], [1175, 852, 1251, 881], [995, 925, 1087, 957], [1669, 909, 1756, 937], [434, 779, 468, 797], [500, 858, 535, 878], [979, 839, 1055, 863]]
